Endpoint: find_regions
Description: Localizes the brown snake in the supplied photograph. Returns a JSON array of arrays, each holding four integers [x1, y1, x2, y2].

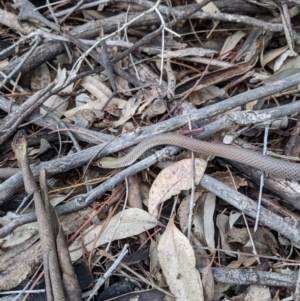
[[96, 133, 300, 181]]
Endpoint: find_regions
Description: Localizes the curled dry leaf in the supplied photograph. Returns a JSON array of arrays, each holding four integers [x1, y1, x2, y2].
[[157, 217, 204, 301], [193, 192, 216, 249], [69, 208, 157, 261], [148, 158, 207, 217], [219, 31, 246, 60]]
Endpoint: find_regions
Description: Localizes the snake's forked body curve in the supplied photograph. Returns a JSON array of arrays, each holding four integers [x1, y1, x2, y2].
[[97, 133, 300, 181]]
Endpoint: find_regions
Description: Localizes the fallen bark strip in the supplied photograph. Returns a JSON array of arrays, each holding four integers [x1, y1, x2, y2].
[[198, 267, 297, 289]]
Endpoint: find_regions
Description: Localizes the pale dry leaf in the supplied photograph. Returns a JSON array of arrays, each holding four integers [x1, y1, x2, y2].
[[113, 97, 141, 127], [148, 158, 207, 217], [243, 227, 278, 255], [80, 75, 112, 99], [227, 227, 249, 244], [157, 217, 204, 301], [81, 109, 97, 122], [74, 93, 92, 107], [0, 59, 9, 70], [262, 45, 288, 67], [243, 285, 271, 301], [69, 208, 157, 261], [273, 50, 298, 72], [277, 55, 300, 73], [115, 75, 132, 96], [30, 63, 51, 90], [37, 138, 52, 156], [189, 86, 226, 106], [245, 99, 258, 110], [53, 67, 73, 92], [202, 263, 214, 301], [178, 191, 202, 233], [64, 97, 125, 121], [242, 256, 257, 267], [229, 211, 242, 228], [219, 31, 246, 60], [138, 88, 159, 114], [278, 234, 291, 247], [40, 95, 68, 118], [226, 256, 256, 268], [193, 192, 215, 248], [143, 99, 166, 119], [203, 192, 216, 249], [216, 213, 236, 256], [72, 111, 89, 128]]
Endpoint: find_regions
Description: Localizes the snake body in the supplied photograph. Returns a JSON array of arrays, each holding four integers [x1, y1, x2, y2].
[[97, 133, 300, 180]]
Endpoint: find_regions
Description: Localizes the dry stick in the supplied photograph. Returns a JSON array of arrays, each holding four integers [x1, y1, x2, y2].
[[0, 10, 161, 83], [65, 30, 141, 88], [111, 0, 211, 65], [11, 132, 65, 300], [0, 82, 55, 145]]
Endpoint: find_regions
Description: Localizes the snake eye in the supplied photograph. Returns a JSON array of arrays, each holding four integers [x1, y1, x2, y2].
[[98, 162, 103, 167]]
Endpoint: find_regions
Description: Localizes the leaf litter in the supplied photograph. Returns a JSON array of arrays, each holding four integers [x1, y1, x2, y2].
[[0, 0, 300, 300]]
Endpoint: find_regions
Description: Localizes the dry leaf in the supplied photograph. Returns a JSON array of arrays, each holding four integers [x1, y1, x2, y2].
[[69, 208, 157, 261], [157, 217, 204, 301], [113, 97, 141, 127], [40, 95, 68, 118], [229, 211, 242, 228], [242, 285, 271, 301], [216, 213, 236, 256], [178, 191, 202, 233], [193, 192, 216, 249], [143, 99, 166, 119], [262, 45, 289, 67], [30, 63, 50, 90], [202, 263, 214, 301], [148, 158, 207, 216], [220, 31, 246, 60], [272, 50, 299, 72]]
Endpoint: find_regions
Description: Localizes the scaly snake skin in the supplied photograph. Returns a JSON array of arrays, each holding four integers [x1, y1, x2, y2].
[[97, 133, 300, 180]]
